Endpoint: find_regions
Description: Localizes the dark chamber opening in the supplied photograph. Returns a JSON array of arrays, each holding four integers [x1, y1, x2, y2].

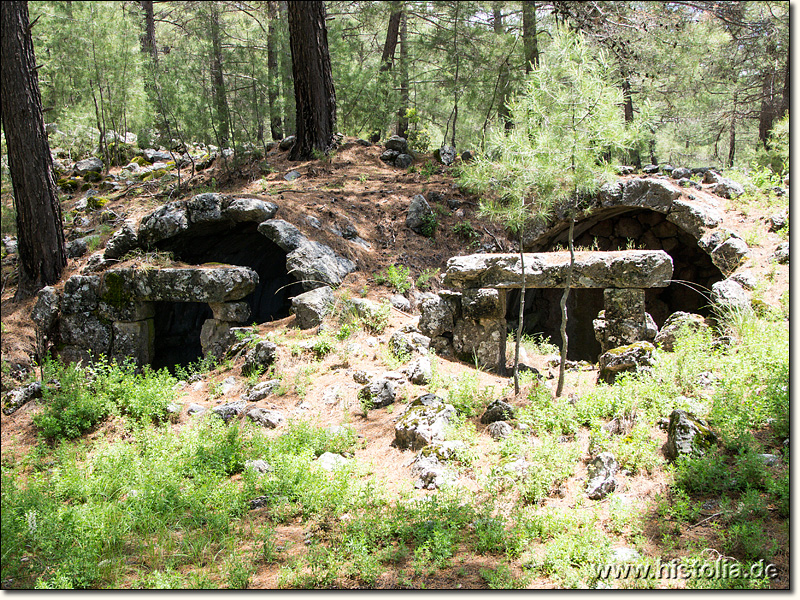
[[152, 222, 303, 369], [152, 301, 212, 371], [511, 208, 725, 362]]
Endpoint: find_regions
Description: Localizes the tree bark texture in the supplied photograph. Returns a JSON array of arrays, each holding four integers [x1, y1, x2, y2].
[[0, 1, 67, 300], [380, 5, 402, 72], [397, 10, 409, 138], [493, 4, 512, 131], [522, 1, 539, 73], [139, 0, 158, 65], [287, 0, 337, 161], [208, 3, 230, 147], [267, 0, 283, 140]]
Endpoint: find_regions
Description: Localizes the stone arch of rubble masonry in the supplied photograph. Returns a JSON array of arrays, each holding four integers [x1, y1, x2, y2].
[[513, 206, 726, 361]]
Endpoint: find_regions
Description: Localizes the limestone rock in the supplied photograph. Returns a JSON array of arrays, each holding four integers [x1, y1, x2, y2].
[[394, 154, 413, 169], [710, 236, 749, 274], [224, 197, 278, 223], [286, 241, 356, 291], [653, 312, 708, 352], [767, 212, 788, 232], [481, 399, 515, 424], [620, 178, 682, 213], [702, 170, 723, 184], [358, 378, 397, 409], [208, 302, 251, 323], [713, 178, 745, 199], [291, 286, 335, 329], [389, 294, 411, 312], [110, 320, 154, 366], [213, 400, 247, 422], [435, 145, 456, 166], [417, 440, 467, 462], [406, 355, 432, 385], [138, 201, 189, 247], [384, 135, 409, 154], [666, 198, 722, 238], [31, 286, 60, 334], [200, 319, 235, 360], [461, 288, 504, 320], [452, 318, 506, 372], [143, 149, 172, 163], [487, 421, 513, 440], [3, 381, 44, 415], [245, 459, 273, 474], [257, 219, 307, 252], [187, 403, 206, 416], [389, 330, 430, 358], [279, 135, 295, 150], [443, 250, 673, 290], [242, 380, 281, 402], [316, 452, 349, 472], [394, 394, 456, 451], [586, 452, 618, 500], [60, 312, 111, 355], [247, 407, 285, 429], [75, 157, 103, 175], [103, 223, 139, 260], [242, 340, 278, 376], [62, 275, 101, 314], [406, 194, 435, 236], [418, 293, 458, 338], [711, 279, 750, 312], [411, 455, 454, 490], [671, 167, 691, 179], [598, 341, 655, 384], [773, 242, 789, 264], [380, 149, 400, 163], [663, 409, 717, 461]]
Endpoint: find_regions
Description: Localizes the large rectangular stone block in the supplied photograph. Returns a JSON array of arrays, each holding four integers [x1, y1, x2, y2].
[[111, 320, 155, 366], [444, 250, 673, 290]]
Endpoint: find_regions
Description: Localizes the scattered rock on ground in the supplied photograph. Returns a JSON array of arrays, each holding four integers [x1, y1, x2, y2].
[[242, 340, 277, 376], [317, 452, 350, 471], [247, 408, 285, 429], [481, 399, 515, 424], [394, 394, 456, 451], [597, 342, 655, 384], [586, 452, 618, 500], [212, 400, 247, 422], [773, 242, 789, 264], [291, 286, 335, 329], [3, 381, 44, 415], [242, 380, 281, 403], [358, 378, 397, 409], [487, 421, 513, 440], [653, 311, 708, 352], [663, 409, 717, 461]]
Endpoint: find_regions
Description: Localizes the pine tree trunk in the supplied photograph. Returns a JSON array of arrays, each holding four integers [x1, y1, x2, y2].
[[397, 10, 409, 138], [0, 1, 67, 300], [287, 0, 336, 161], [267, 0, 283, 140], [779, 49, 789, 118], [208, 3, 230, 148], [757, 72, 775, 147], [493, 4, 512, 131], [139, 0, 157, 65], [380, 5, 402, 73], [522, 1, 539, 73]]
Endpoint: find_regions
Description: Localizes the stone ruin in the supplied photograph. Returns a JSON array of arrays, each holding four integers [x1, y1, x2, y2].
[[32, 193, 356, 370], [419, 249, 672, 372], [420, 174, 756, 371], [30, 172, 756, 374]]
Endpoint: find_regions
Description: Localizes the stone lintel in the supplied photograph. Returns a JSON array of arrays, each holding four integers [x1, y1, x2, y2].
[[444, 250, 673, 290], [100, 265, 258, 304]]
